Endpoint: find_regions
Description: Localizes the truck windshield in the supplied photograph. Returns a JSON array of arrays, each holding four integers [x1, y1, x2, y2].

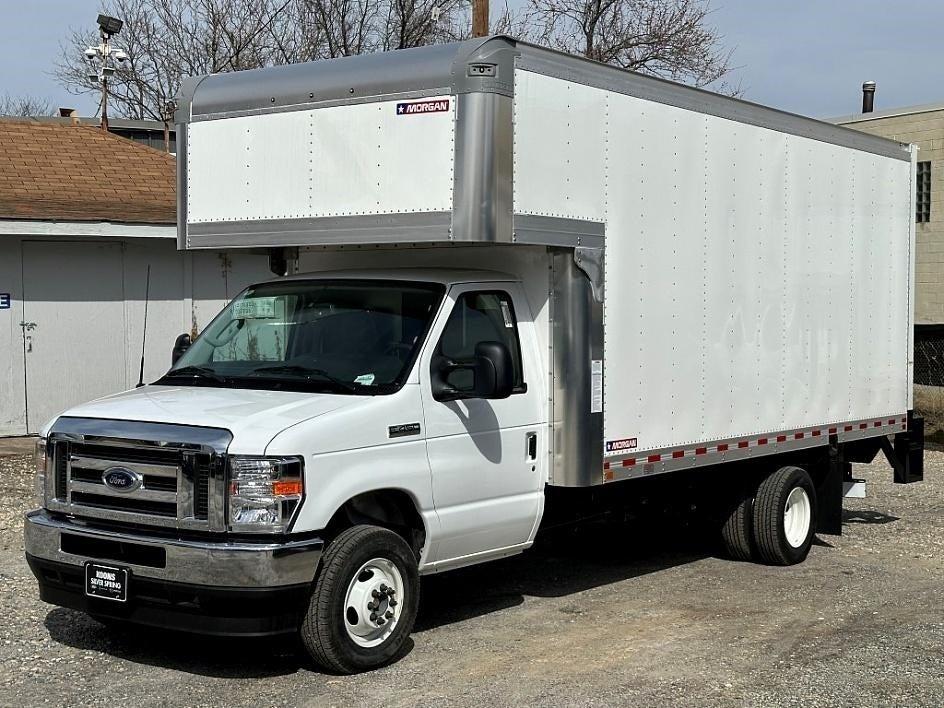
[[158, 279, 445, 394]]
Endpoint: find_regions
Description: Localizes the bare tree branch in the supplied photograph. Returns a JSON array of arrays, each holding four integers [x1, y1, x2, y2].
[[0, 94, 57, 117], [519, 0, 737, 92], [53, 0, 739, 120]]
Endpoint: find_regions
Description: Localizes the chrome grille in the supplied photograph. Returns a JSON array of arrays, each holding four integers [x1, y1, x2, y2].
[[67, 453, 180, 518], [44, 417, 231, 531]]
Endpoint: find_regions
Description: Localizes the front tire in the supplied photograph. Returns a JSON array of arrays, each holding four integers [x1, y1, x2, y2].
[[752, 466, 817, 565], [301, 525, 420, 673]]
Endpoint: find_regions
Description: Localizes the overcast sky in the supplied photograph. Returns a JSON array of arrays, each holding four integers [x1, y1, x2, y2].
[[0, 0, 939, 119]]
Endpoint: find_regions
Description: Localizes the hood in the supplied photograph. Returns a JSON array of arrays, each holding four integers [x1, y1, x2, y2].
[[54, 384, 367, 454]]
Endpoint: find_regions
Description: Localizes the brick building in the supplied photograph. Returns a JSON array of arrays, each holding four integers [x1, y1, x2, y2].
[[831, 103, 943, 325]]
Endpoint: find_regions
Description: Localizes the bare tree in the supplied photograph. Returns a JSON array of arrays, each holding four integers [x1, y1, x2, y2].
[[54, 0, 468, 120], [55, 0, 738, 120], [519, 0, 736, 89], [0, 94, 56, 117], [55, 0, 322, 121]]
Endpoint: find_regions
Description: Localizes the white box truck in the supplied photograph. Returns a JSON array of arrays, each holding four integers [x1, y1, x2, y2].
[[25, 36, 924, 673]]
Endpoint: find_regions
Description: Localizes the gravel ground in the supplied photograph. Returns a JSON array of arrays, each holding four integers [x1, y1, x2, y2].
[[1, 451, 942, 707]]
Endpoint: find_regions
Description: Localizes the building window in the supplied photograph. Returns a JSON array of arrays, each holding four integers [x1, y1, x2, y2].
[[917, 161, 931, 223]]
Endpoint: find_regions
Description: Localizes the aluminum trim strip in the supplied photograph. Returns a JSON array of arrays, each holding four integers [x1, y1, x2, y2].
[[51, 417, 232, 454], [24, 510, 322, 588], [185, 212, 453, 249], [68, 455, 178, 478], [68, 480, 177, 504], [600, 415, 908, 484], [513, 214, 605, 248], [188, 87, 453, 123]]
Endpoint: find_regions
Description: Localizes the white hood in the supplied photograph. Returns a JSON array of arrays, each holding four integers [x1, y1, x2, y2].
[[54, 384, 365, 454]]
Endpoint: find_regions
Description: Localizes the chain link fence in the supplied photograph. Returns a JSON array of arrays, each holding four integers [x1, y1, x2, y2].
[[914, 325, 944, 386]]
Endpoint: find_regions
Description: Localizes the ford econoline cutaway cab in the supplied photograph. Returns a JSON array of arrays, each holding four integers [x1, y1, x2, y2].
[[27, 269, 546, 672]]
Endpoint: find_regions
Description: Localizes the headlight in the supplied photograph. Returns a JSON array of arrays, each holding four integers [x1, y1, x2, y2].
[[33, 437, 47, 507], [228, 456, 304, 533]]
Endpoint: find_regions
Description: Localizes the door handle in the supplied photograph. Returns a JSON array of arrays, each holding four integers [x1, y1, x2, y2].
[[25, 335, 33, 353], [526, 432, 537, 460]]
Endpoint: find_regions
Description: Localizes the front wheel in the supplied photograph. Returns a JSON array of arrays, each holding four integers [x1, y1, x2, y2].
[[301, 525, 420, 673]]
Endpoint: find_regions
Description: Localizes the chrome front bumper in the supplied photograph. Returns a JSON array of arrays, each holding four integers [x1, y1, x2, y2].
[[24, 509, 322, 588]]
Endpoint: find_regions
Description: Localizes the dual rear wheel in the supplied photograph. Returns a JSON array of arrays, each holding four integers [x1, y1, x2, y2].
[[721, 465, 817, 565]]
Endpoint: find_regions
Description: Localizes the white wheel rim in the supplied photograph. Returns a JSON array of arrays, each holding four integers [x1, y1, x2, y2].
[[343, 557, 404, 648], [783, 486, 811, 548]]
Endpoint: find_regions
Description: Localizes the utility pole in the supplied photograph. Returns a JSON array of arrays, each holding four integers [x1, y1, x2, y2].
[[472, 0, 489, 37]]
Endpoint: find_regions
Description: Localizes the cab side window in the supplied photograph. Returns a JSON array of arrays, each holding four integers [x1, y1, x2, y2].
[[437, 291, 525, 393]]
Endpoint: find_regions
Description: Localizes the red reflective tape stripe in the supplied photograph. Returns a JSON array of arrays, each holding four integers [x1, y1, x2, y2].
[[794, 432, 804, 439], [845, 425, 853, 431], [695, 447, 707, 455], [901, 417, 907, 423], [757, 438, 768, 445], [622, 458, 636, 467], [812, 430, 821, 437], [672, 450, 685, 459], [717, 443, 729, 452], [828, 427, 837, 434], [648, 454, 661, 463], [873, 421, 882, 427], [888, 419, 896, 425], [603, 461, 610, 470], [737, 441, 749, 449], [859, 423, 868, 429], [776, 435, 787, 442]]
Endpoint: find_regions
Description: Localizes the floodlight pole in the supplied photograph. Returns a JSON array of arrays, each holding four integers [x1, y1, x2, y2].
[[99, 30, 111, 131]]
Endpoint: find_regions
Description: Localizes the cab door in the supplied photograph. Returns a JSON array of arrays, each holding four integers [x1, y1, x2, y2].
[[420, 283, 545, 566]]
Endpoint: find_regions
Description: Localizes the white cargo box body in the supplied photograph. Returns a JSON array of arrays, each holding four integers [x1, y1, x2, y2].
[[177, 37, 915, 486]]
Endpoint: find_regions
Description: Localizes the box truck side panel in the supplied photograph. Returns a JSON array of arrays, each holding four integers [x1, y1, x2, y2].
[[186, 96, 456, 226], [513, 68, 913, 466], [512, 71, 606, 222], [603, 88, 912, 458]]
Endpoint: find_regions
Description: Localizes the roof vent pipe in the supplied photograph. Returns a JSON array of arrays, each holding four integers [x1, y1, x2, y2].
[[862, 81, 876, 113]]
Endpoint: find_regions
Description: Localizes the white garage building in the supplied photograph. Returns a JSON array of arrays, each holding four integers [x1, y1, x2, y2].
[[0, 120, 270, 435]]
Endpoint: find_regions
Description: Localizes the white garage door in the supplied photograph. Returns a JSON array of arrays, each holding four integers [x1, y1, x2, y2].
[[22, 242, 127, 432]]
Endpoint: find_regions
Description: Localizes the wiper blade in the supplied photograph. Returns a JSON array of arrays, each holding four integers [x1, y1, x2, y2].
[[161, 365, 231, 385], [247, 364, 357, 392]]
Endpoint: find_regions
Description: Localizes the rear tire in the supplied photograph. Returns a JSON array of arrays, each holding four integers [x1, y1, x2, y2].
[[720, 493, 755, 561], [752, 466, 816, 565], [301, 524, 419, 674]]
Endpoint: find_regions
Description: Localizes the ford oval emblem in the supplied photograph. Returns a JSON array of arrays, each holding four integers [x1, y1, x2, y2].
[[102, 467, 143, 493]]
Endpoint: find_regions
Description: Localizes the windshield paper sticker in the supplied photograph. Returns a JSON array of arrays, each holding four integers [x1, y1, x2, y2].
[[500, 300, 514, 328], [354, 373, 376, 386], [232, 297, 283, 319], [396, 99, 450, 116], [605, 437, 638, 455], [591, 360, 603, 413]]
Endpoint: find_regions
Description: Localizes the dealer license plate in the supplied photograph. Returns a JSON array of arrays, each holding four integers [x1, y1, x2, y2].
[[84, 563, 129, 602]]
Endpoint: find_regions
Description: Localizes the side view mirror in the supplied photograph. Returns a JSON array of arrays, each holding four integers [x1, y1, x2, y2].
[[431, 341, 514, 402], [171, 333, 192, 365]]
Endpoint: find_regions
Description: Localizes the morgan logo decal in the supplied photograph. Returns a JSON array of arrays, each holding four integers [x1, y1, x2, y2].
[[389, 423, 421, 438], [605, 438, 638, 453], [396, 99, 450, 116]]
